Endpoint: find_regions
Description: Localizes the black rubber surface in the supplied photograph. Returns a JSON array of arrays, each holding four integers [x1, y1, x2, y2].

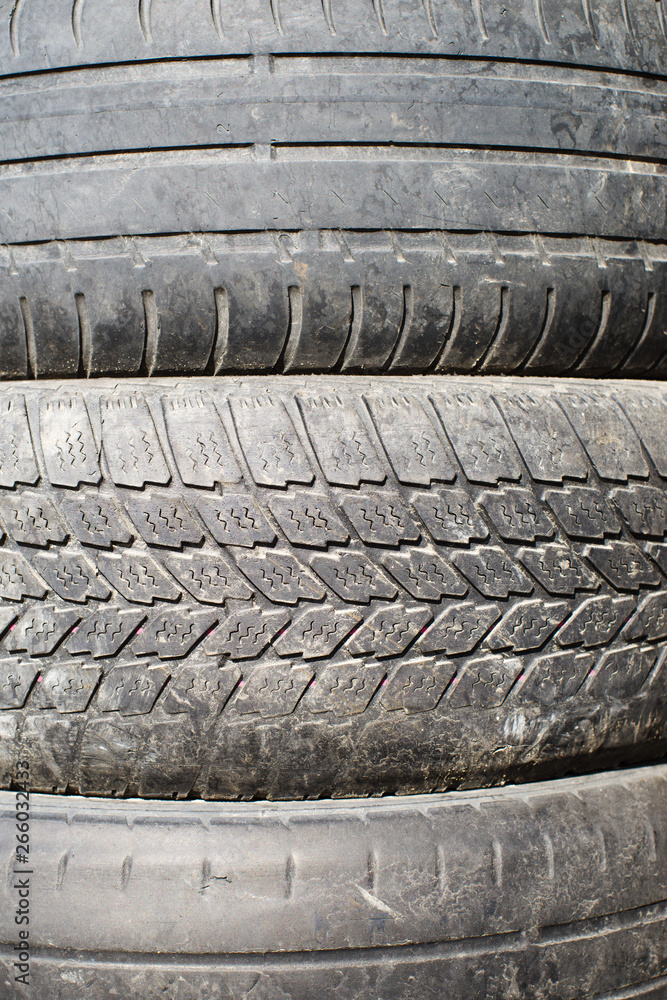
[[1, 375, 667, 799], [1, 0, 667, 378], [0, 764, 666, 998]]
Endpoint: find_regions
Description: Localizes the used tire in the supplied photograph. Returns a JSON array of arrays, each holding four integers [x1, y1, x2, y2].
[[1, 764, 666, 998], [1, 0, 667, 377], [0, 374, 667, 799]]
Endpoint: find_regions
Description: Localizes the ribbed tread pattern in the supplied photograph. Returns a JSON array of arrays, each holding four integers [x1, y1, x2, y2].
[[1, 231, 666, 380]]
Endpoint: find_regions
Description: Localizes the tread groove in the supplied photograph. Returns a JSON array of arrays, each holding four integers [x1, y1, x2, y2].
[[210, 286, 229, 375], [432, 285, 461, 372], [269, 0, 285, 35], [277, 284, 303, 371], [71, 0, 85, 48], [471, 0, 489, 40], [19, 296, 36, 379], [422, 0, 439, 37], [210, 0, 225, 39], [9, 0, 25, 57], [533, 0, 551, 44], [75, 292, 92, 378], [520, 286, 556, 371], [339, 285, 364, 371], [383, 285, 413, 371], [572, 290, 611, 371], [475, 285, 509, 371], [138, 0, 153, 43], [321, 0, 336, 34], [618, 292, 658, 372], [140, 289, 159, 376], [371, 0, 389, 35]]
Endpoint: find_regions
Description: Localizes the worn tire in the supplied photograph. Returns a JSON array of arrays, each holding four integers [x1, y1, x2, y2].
[[0, 374, 667, 799], [1, 0, 667, 378], [1, 765, 666, 998]]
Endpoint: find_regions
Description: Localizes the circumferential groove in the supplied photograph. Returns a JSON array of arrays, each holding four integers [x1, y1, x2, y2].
[[433, 285, 462, 371], [521, 286, 556, 370], [471, 0, 489, 40], [141, 289, 159, 375], [138, 0, 153, 42], [372, 0, 389, 34], [269, 0, 285, 35], [581, 0, 598, 43], [71, 0, 84, 47], [572, 290, 611, 370], [75, 292, 93, 378], [422, 0, 438, 36], [210, 0, 224, 38], [211, 286, 229, 374], [19, 296, 36, 378], [533, 0, 551, 43], [9, 0, 26, 57], [321, 0, 336, 34], [279, 285, 304, 371], [339, 285, 364, 370]]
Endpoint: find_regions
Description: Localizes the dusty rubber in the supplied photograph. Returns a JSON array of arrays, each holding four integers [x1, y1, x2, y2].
[[1, 0, 667, 378], [0, 764, 666, 998], [0, 375, 667, 799]]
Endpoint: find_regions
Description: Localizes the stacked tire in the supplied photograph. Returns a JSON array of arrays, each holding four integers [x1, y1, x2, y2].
[[0, 2, 666, 997]]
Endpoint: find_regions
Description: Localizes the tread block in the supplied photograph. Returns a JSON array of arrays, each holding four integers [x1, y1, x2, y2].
[[645, 542, 667, 575], [544, 487, 621, 540], [97, 551, 181, 604], [96, 664, 170, 716], [196, 494, 275, 548], [496, 392, 588, 483], [380, 658, 455, 713], [365, 393, 456, 485], [66, 608, 146, 658], [123, 492, 203, 549], [411, 489, 489, 545], [611, 486, 667, 537], [519, 544, 599, 595], [451, 546, 533, 598], [203, 608, 290, 659], [161, 663, 241, 715], [623, 592, 667, 642], [234, 664, 313, 718], [310, 552, 397, 603], [556, 595, 635, 648], [586, 645, 657, 698], [297, 394, 385, 486], [0, 396, 38, 489], [486, 599, 570, 653], [234, 550, 325, 604], [418, 602, 500, 655], [345, 604, 433, 658], [267, 492, 349, 548], [341, 493, 421, 546], [431, 391, 521, 484], [519, 651, 594, 705], [615, 390, 667, 477], [60, 493, 133, 549], [5, 606, 80, 656], [231, 396, 313, 487], [163, 552, 253, 604], [480, 488, 554, 542], [161, 396, 241, 487], [100, 394, 170, 488], [32, 551, 110, 602], [0, 492, 65, 547], [447, 655, 521, 710], [381, 549, 467, 600], [0, 661, 39, 709], [558, 393, 649, 481], [273, 607, 361, 660], [34, 664, 102, 713], [39, 395, 100, 488], [584, 542, 661, 590], [0, 551, 47, 601], [305, 662, 385, 716], [132, 607, 219, 659]]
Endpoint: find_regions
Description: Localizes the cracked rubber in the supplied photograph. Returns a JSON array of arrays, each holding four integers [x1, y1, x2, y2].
[[1, 375, 667, 799], [0, 764, 666, 998], [1, 0, 667, 378]]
